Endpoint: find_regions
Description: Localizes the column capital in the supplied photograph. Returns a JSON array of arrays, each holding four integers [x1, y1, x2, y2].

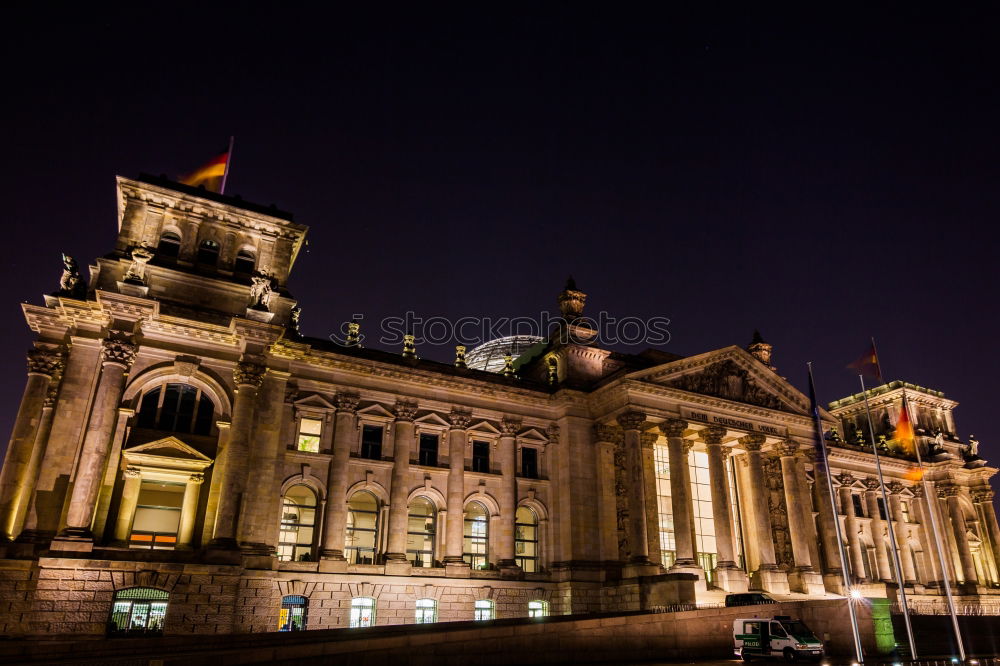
[[594, 424, 622, 444], [188, 473, 205, 485], [720, 446, 733, 461], [911, 484, 925, 498], [700, 425, 726, 445], [447, 408, 472, 430], [393, 399, 418, 421], [682, 440, 696, 454], [616, 410, 646, 431], [886, 481, 906, 495], [834, 472, 855, 487], [640, 431, 659, 449], [863, 477, 882, 492], [334, 391, 360, 414], [972, 488, 995, 503], [123, 466, 141, 479], [658, 418, 688, 438], [233, 361, 265, 388], [937, 482, 960, 498], [101, 338, 137, 369], [546, 423, 560, 444], [27, 348, 64, 377], [775, 439, 799, 457], [500, 416, 522, 436], [739, 433, 766, 451]]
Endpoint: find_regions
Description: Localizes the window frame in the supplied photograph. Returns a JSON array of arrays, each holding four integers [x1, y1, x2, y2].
[[345, 490, 380, 565], [360, 424, 384, 460], [277, 484, 318, 562], [107, 587, 169, 637], [156, 231, 182, 259], [527, 599, 548, 618], [417, 432, 440, 467], [296, 416, 323, 453], [515, 506, 540, 572], [415, 598, 438, 624], [196, 239, 220, 266], [471, 439, 491, 474], [463, 501, 489, 570], [474, 599, 494, 621], [519, 445, 540, 479], [349, 597, 376, 628], [136, 383, 215, 436], [233, 248, 256, 274], [406, 496, 437, 568], [279, 595, 308, 631]]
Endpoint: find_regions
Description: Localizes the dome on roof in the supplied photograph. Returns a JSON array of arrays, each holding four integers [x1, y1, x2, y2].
[[464, 335, 545, 373]]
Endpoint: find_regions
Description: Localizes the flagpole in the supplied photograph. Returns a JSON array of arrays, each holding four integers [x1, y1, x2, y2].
[[220, 135, 234, 195], [858, 374, 916, 658], [808, 363, 864, 665], [905, 391, 966, 660]]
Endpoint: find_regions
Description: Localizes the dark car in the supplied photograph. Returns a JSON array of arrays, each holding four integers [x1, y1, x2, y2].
[[725, 592, 778, 607]]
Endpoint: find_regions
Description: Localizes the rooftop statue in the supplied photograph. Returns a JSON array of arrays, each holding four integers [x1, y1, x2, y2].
[[58, 253, 86, 299]]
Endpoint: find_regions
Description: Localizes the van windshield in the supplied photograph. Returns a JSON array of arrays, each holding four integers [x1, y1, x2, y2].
[[781, 621, 815, 639]]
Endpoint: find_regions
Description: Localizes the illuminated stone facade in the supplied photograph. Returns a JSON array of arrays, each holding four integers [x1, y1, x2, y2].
[[0, 175, 997, 638]]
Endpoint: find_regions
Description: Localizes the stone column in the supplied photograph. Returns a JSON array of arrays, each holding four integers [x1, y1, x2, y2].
[[57, 338, 137, 545], [0, 348, 63, 541], [911, 484, 943, 585], [385, 400, 417, 571], [777, 441, 823, 593], [497, 416, 521, 572], [209, 361, 264, 548], [594, 424, 621, 563], [973, 488, 1000, 582], [811, 451, 843, 580], [837, 475, 866, 582], [863, 478, 892, 581], [660, 419, 696, 569], [739, 434, 787, 592], [887, 482, 916, 583], [618, 411, 649, 565], [941, 484, 978, 586], [177, 473, 205, 549], [640, 431, 662, 567], [112, 467, 143, 543], [444, 408, 472, 573], [703, 426, 747, 591], [201, 421, 230, 546], [319, 392, 359, 567]]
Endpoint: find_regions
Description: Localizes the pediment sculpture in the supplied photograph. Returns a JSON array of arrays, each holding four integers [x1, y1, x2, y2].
[[667, 359, 785, 410]]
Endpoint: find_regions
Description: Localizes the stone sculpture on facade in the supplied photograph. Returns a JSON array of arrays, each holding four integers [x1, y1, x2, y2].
[[123, 245, 154, 285], [57, 253, 86, 299], [669, 360, 784, 411], [249, 272, 274, 311]]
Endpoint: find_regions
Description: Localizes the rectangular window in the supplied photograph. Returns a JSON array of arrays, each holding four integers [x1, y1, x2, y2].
[[654, 443, 676, 566], [688, 450, 717, 584], [350, 597, 375, 628], [419, 433, 438, 467], [472, 440, 490, 473], [297, 418, 323, 453], [901, 501, 911, 523], [360, 425, 383, 460], [521, 447, 538, 479], [852, 494, 865, 517], [474, 600, 493, 621], [877, 497, 888, 521]]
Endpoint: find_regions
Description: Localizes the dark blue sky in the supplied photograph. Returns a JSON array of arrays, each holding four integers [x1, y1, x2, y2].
[[2, 7, 998, 475]]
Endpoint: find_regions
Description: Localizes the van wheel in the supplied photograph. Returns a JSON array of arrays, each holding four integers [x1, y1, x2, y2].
[[783, 648, 797, 662]]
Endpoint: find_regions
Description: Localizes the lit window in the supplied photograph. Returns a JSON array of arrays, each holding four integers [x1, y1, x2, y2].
[[901, 501, 911, 523], [346, 491, 379, 564], [528, 600, 548, 618], [654, 443, 676, 566], [360, 424, 383, 460], [129, 479, 183, 550], [463, 502, 489, 570], [277, 485, 317, 562], [407, 497, 436, 567], [521, 447, 538, 479], [278, 595, 307, 631], [233, 249, 255, 274], [688, 450, 717, 582], [350, 597, 375, 628], [197, 239, 220, 266], [107, 588, 169, 637], [415, 598, 437, 624], [515, 506, 539, 572], [157, 232, 181, 258], [297, 418, 322, 452], [474, 599, 494, 621]]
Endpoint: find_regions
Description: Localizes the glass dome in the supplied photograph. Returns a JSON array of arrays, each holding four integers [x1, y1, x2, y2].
[[464, 335, 545, 373]]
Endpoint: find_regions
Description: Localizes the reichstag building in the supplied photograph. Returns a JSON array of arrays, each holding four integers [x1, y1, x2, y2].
[[0, 175, 995, 637]]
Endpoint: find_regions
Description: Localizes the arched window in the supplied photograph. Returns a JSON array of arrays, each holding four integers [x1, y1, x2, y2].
[[474, 599, 494, 621], [157, 232, 181, 258], [279, 595, 307, 631], [278, 485, 317, 562], [233, 249, 256, 274], [463, 502, 489, 570], [527, 600, 548, 618], [515, 506, 539, 572], [346, 491, 379, 564], [136, 383, 214, 436], [415, 598, 437, 624], [197, 239, 220, 266], [350, 597, 375, 628], [407, 497, 436, 568], [108, 587, 169, 636]]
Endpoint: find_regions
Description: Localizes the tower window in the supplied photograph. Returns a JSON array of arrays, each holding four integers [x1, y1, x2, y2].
[[197, 240, 220, 266], [418, 433, 438, 467], [233, 249, 256, 274], [472, 440, 490, 473], [157, 232, 181, 258], [360, 425, 383, 460], [136, 384, 214, 436]]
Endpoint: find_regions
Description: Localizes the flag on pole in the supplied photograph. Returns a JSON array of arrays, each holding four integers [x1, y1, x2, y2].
[[894, 400, 917, 456], [180, 149, 230, 192], [848, 342, 883, 383]]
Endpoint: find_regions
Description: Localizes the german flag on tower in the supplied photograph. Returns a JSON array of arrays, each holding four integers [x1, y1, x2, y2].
[[894, 400, 917, 457], [180, 139, 232, 193]]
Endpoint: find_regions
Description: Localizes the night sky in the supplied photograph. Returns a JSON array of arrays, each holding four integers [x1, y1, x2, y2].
[[2, 7, 998, 484]]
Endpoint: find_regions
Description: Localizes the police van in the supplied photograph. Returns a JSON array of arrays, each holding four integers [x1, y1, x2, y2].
[[733, 615, 825, 661]]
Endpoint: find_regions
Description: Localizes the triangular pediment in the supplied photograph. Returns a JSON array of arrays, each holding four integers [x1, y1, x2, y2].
[[468, 420, 501, 435], [122, 436, 212, 462], [357, 403, 395, 419], [414, 412, 450, 427], [294, 394, 336, 410], [518, 428, 549, 443], [628, 346, 812, 415]]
